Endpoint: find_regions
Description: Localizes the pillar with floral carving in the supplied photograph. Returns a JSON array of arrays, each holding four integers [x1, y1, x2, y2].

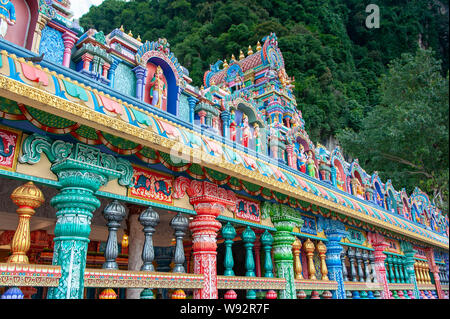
[[173, 177, 236, 299], [19, 134, 133, 299], [425, 247, 444, 299], [367, 232, 390, 299]]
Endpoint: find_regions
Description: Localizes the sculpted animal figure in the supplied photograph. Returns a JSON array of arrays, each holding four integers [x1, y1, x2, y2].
[[154, 179, 172, 196]]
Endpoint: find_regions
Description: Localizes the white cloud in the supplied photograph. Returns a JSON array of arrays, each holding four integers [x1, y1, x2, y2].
[[71, 0, 106, 19]]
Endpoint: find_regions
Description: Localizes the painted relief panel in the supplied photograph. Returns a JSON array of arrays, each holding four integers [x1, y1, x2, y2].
[[235, 196, 260, 223], [114, 63, 136, 98], [300, 215, 317, 235], [177, 93, 190, 123], [128, 166, 174, 205], [39, 26, 64, 65], [385, 238, 402, 254], [0, 125, 21, 171], [144, 63, 168, 111]]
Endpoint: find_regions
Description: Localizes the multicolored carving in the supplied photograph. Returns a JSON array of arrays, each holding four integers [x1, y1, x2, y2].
[[0, 125, 21, 171], [0, 0, 15, 38], [128, 166, 174, 204], [235, 196, 260, 223]]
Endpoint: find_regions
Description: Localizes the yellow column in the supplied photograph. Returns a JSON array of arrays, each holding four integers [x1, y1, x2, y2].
[[31, 13, 51, 54], [317, 241, 329, 280], [304, 238, 316, 280], [292, 238, 303, 280], [7, 182, 45, 264]]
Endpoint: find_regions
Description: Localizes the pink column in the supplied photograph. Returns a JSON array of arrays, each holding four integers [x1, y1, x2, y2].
[[173, 177, 236, 299], [425, 247, 444, 299], [198, 110, 207, 126], [286, 145, 295, 169], [253, 231, 262, 277], [81, 53, 93, 72], [368, 232, 390, 299], [102, 63, 111, 79], [62, 32, 77, 68]]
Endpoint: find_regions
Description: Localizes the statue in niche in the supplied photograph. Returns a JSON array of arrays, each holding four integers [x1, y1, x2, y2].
[[335, 169, 345, 191], [234, 73, 243, 91], [253, 123, 261, 153], [240, 114, 250, 147], [229, 110, 237, 142], [296, 145, 307, 173], [0, 0, 15, 38], [306, 150, 316, 178], [149, 66, 167, 109]]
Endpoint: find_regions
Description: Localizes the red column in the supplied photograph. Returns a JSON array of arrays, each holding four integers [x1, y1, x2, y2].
[[174, 177, 236, 299], [62, 32, 77, 68], [254, 231, 263, 277], [368, 232, 390, 299], [81, 53, 93, 72], [285, 145, 295, 169], [425, 247, 444, 299]]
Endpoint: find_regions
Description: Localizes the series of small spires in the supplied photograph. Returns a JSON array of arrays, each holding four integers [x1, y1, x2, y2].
[[119, 25, 141, 42], [222, 41, 262, 69]]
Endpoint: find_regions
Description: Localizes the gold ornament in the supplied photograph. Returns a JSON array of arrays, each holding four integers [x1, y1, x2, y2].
[[248, 45, 253, 55], [7, 182, 45, 264], [303, 238, 316, 280], [256, 41, 261, 52], [292, 238, 303, 279], [316, 241, 329, 280], [239, 50, 245, 60], [223, 59, 228, 68], [119, 25, 124, 32]]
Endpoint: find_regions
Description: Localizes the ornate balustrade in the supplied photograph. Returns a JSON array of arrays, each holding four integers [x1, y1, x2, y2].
[[83, 268, 204, 289], [217, 275, 286, 290], [0, 263, 61, 287]]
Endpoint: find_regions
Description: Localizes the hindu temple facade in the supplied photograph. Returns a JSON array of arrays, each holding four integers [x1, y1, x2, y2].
[[0, 0, 448, 300]]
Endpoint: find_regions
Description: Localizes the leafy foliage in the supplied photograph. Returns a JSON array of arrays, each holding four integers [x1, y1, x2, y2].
[[337, 49, 449, 210]]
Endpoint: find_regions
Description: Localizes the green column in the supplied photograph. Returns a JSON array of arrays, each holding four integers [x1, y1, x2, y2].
[[400, 241, 420, 299], [262, 203, 303, 299], [260, 230, 274, 278], [393, 256, 401, 283], [19, 134, 133, 299], [221, 222, 236, 276], [387, 255, 395, 283], [242, 226, 256, 299]]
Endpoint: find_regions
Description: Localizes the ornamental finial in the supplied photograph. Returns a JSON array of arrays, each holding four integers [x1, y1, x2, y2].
[[128, 30, 133, 37], [137, 34, 142, 42], [119, 25, 124, 32], [239, 50, 245, 60], [248, 45, 253, 55], [223, 59, 228, 68], [256, 41, 262, 52], [231, 54, 236, 61]]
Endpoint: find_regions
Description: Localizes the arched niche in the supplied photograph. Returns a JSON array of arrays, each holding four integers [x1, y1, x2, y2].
[[230, 100, 265, 151], [143, 56, 180, 116], [4, 0, 38, 49]]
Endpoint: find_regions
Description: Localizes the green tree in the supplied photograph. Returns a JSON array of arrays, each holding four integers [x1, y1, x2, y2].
[[337, 49, 449, 211]]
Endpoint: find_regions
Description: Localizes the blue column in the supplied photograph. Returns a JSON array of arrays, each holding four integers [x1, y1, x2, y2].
[[188, 96, 198, 124], [132, 65, 147, 101], [220, 110, 230, 139], [108, 56, 122, 88], [319, 217, 348, 299]]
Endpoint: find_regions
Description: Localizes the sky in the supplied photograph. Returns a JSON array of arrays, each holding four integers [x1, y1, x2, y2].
[[70, 0, 106, 19]]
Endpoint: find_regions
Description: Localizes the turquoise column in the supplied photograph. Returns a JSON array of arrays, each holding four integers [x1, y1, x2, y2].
[[188, 96, 198, 124], [262, 203, 303, 299], [242, 226, 256, 299], [221, 222, 236, 276], [393, 256, 401, 283], [260, 230, 274, 277], [19, 134, 133, 299], [401, 241, 420, 299]]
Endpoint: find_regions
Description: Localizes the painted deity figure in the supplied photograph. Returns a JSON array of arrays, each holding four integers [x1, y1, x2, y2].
[[306, 150, 316, 178], [253, 123, 261, 153], [229, 110, 237, 142], [335, 169, 345, 191], [0, 0, 15, 38], [296, 145, 307, 173], [240, 114, 251, 148], [149, 66, 167, 109]]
